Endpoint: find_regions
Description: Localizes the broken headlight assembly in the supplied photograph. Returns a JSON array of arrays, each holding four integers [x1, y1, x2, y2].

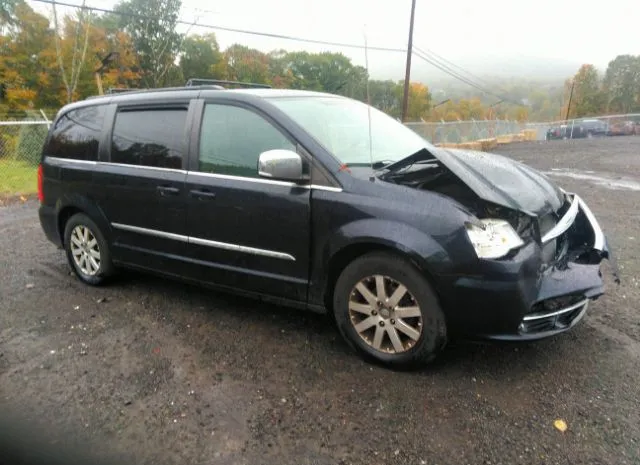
[[465, 219, 525, 259]]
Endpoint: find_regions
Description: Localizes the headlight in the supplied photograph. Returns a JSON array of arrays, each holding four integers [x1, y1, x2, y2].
[[465, 219, 525, 259]]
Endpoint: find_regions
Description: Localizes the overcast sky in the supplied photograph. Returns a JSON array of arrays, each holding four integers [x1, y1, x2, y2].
[[32, 0, 639, 79]]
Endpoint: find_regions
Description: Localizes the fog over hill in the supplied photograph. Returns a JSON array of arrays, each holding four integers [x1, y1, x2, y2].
[[366, 53, 593, 83]]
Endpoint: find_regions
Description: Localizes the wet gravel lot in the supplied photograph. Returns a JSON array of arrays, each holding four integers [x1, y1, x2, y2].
[[1, 137, 639, 465]]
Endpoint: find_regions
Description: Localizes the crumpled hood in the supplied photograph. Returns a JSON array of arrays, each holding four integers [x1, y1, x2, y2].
[[431, 147, 564, 216]]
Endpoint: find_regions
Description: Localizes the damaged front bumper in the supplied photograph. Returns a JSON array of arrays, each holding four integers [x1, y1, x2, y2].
[[444, 193, 618, 341]]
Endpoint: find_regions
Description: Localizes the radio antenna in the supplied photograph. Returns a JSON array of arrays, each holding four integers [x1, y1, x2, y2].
[[364, 26, 374, 182]]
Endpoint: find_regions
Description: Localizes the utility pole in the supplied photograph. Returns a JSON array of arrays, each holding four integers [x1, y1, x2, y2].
[[401, 0, 417, 122], [565, 80, 575, 121]]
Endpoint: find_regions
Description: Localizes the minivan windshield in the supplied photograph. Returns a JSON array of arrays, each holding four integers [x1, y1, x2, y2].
[[269, 96, 435, 166]]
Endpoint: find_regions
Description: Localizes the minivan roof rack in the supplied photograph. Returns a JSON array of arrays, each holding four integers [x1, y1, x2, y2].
[[185, 78, 271, 89], [85, 85, 227, 100], [106, 87, 135, 94]]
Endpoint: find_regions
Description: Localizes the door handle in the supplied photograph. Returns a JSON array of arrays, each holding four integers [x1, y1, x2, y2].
[[190, 189, 216, 199], [157, 186, 180, 196]]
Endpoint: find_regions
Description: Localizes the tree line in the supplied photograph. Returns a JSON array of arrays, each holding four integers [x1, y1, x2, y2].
[[562, 58, 640, 119], [1, 0, 638, 123]]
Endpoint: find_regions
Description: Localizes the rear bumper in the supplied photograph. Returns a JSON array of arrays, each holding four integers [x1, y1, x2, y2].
[[440, 194, 612, 340], [39, 204, 62, 248]]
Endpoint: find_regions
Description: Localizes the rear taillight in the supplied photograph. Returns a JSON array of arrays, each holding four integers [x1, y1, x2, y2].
[[37, 163, 44, 202]]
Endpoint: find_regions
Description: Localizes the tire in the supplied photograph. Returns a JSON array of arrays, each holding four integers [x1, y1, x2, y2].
[[587, 131, 594, 139], [333, 251, 447, 370], [63, 213, 114, 285]]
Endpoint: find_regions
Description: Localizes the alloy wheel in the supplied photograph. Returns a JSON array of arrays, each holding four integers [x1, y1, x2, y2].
[[348, 275, 423, 354], [70, 225, 101, 276]]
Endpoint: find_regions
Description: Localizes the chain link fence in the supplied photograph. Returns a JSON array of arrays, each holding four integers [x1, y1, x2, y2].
[[0, 111, 52, 197], [405, 119, 525, 144]]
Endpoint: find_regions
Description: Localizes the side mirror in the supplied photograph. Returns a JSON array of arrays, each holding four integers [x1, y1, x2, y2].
[[258, 149, 307, 182]]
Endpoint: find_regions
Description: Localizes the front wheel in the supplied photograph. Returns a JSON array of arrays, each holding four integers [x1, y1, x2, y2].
[[64, 213, 115, 285], [333, 252, 447, 370]]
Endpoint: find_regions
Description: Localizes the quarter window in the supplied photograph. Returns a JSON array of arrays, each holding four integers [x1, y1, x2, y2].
[[47, 105, 106, 160], [198, 104, 295, 177], [111, 108, 187, 169]]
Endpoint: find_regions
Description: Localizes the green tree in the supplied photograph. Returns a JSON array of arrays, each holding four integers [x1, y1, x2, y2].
[[180, 33, 226, 81], [603, 55, 640, 113], [52, 1, 93, 103], [114, 0, 183, 88], [368, 80, 402, 117]]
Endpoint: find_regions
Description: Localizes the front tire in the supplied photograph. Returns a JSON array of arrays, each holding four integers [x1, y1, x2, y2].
[[63, 213, 114, 285], [333, 252, 447, 370]]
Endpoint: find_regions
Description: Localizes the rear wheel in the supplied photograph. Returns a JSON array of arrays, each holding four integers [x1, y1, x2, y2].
[[63, 213, 114, 285], [333, 252, 447, 369]]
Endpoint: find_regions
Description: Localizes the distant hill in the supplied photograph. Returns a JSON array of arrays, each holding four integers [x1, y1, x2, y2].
[[367, 53, 590, 83]]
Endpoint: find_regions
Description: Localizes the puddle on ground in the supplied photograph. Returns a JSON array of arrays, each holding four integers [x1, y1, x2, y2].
[[545, 169, 640, 191]]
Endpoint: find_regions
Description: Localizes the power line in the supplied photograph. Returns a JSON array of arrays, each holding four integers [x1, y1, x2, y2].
[[415, 46, 494, 88], [412, 47, 522, 106], [30, 0, 406, 53], [416, 45, 514, 100]]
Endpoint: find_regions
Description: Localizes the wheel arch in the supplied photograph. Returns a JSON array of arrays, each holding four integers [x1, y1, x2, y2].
[[55, 195, 111, 246], [319, 219, 451, 312]]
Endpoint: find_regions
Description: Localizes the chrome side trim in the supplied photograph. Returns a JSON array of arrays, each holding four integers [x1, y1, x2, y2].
[[523, 299, 589, 321], [111, 223, 295, 261], [541, 194, 579, 244], [99, 161, 187, 174], [189, 236, 296, 261], [187, 170, 296, 186], [111, 222, 189, 243], [309, 185, 343, 193], [46, 156, 97, 166], [575, 195, 605, 251], [46, 157, 343, 192]]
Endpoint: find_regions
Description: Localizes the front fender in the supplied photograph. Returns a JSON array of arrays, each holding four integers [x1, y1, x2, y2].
[[323, 218, 453, 274]]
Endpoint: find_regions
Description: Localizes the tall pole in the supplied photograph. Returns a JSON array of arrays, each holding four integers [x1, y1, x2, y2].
[[565, 80, 575, 121], [401, 0, 417, 123]]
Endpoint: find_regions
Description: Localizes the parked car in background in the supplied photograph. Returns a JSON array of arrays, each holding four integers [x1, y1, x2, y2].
[[607, 120, 638, 136], [546, 119, 608, 140], [38, 82, 617, 369]]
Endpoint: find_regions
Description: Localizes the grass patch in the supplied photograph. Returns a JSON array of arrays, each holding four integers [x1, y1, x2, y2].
[[0, 160, 37, 196]]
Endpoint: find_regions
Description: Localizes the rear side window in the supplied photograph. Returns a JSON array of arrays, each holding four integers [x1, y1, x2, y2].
[[111, 108, 187, 169], [198, 104, 294, 177], [47, 105, 106, 160]]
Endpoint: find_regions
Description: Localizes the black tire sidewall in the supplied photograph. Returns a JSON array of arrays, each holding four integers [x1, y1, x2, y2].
[[333, 252, 447, 369], [63, 213, 113, 285]]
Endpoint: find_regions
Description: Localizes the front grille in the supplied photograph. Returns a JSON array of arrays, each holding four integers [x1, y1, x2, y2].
[[519, 295, 588, 334]]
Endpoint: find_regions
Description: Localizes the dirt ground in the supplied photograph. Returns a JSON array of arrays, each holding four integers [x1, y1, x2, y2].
[[1, 137, 639, 465]]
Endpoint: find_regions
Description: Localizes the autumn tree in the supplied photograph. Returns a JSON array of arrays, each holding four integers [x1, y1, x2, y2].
[[394, 82, 431, 121], [564, 64, 605, 118], [0, 0, 55, 112], [224, 44, 270, 84]]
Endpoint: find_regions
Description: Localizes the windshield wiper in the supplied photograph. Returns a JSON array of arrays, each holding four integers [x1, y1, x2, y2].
[[344, 160, 396, 170]]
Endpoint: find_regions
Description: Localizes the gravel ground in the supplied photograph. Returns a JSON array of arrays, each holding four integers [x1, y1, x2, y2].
[[1, 137, 639, 465]]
